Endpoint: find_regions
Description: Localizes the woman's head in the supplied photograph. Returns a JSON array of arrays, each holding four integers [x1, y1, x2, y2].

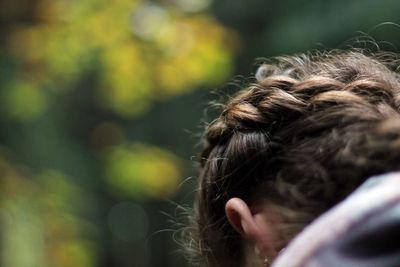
[[187, 50, 400, 267]]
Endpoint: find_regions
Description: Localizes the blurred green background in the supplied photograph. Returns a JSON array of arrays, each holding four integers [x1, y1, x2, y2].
[[1, 0, 400, 266]]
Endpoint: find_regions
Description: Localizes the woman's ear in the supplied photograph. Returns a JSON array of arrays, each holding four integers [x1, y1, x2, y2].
[[225, 198, 277, 257]]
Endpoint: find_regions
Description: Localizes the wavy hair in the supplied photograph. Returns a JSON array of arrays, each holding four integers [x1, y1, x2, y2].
[[184, 50, 400, 267]]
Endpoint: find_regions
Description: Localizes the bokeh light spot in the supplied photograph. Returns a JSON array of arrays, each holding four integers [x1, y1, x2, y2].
[[105, 143, 182, 198], [131, 3, 169, 40], [2, 82, 48, 121]]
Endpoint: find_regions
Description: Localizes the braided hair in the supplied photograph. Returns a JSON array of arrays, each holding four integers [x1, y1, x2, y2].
[[185, 50, 400, 267]]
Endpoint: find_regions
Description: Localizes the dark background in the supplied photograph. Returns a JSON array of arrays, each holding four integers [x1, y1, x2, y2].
[[1, 0, 400, 266]]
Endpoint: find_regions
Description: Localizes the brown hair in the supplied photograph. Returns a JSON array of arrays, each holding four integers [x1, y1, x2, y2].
[[185, 50, 400, 267]]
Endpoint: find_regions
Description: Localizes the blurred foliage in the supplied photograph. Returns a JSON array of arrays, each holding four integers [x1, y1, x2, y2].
[[6, 0, 236, 117], [104, 143, 181, 198], [1, 81, 47, 121], [0, 157, 97, 267], [1, 0, 400, 266], [1, 0, 237, 266]]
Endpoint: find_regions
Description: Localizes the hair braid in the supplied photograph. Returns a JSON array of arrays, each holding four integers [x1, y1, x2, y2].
[[185, 50, 400, 267]]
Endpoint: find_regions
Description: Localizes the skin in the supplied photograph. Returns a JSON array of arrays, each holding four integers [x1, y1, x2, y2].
[[225, 198, 282, 266]]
